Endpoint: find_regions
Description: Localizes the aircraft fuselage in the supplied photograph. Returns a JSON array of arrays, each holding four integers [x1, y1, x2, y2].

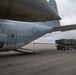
[[0, 21, 51, 51]]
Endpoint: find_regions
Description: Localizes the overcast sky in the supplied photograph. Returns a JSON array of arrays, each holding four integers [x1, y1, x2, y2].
[[56, 0, 76, 25], [34, 0, 76, 43]]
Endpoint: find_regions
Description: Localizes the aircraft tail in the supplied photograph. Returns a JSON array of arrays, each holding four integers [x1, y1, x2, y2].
[[35, 0, 60, 27]]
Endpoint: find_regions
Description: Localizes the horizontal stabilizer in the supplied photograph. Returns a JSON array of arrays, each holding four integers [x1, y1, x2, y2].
[[52, 24, 76, 32]]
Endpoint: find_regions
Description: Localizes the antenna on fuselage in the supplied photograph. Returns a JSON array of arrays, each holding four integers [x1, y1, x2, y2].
[[33, 41, 36, 53]]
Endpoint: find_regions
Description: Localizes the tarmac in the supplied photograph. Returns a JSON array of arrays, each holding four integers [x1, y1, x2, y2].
[[0, 43, 76, 75]]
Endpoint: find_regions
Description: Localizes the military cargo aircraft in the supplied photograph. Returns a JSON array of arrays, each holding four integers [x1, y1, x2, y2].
[[0, 0, 76, 52]]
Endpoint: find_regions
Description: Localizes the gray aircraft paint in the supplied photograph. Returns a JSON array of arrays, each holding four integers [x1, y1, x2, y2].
[[0, 21, 52, 51], [34, 0, 60, 27], [0, 0, 60, 51], [0, 0, 60, 52]]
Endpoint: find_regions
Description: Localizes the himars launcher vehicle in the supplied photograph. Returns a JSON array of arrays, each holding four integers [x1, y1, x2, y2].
[[55, 39, 76, 50], [0, 0, 76, 52]]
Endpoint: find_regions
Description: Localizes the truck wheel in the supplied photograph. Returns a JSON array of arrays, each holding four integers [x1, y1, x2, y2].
[[64, 46, 67, 50], [57, 47, 59, 50], [73, 47, 75, 49], [67, 48, 69, 50], [67, 46, 69, 50], [57, 47, 60, 50], [61, 47, 63, 50]]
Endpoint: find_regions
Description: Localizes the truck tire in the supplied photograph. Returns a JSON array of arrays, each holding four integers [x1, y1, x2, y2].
[[57, 47, 60, 50], [67, 46, 70, 50], [73, 46, 75, 49], [57, 46, 62, 50], [64, 45, 67, 50], [60, 47, 63, 50]]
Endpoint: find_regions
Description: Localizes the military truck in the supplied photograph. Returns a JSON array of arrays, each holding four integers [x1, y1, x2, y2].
[[55, 39, 76, 50]]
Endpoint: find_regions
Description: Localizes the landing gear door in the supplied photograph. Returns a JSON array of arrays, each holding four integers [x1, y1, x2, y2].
[[7, 30, 17, 49]]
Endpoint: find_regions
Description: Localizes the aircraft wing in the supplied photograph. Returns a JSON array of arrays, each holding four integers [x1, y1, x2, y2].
[[52, 24, 76, 32], [0, 0, 60, 22]]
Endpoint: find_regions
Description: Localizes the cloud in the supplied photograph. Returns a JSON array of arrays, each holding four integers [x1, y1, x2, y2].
[[34, 30, 76, 43], [56, 0, 76, 25]]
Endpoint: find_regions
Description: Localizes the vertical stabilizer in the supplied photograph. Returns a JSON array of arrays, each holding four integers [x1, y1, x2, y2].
[[35, 0, 60, 27], [49, 0, 58, 13]]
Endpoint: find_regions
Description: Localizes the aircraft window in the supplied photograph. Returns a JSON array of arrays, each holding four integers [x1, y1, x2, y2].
[[10, 33, 15, 38], [51, 4, 52, 6]]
